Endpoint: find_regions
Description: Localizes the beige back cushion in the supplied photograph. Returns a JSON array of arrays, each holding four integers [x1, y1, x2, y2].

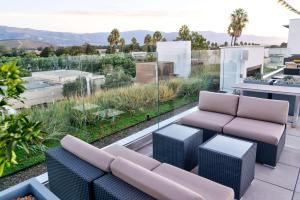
[[199, 91, 239, 116], [111, 157, 204, 200], [237, 96, 289, 124], [61, 135, 115, 172]]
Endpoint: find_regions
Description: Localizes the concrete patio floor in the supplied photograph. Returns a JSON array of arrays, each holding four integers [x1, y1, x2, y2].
[[137, 121, 300, 200]]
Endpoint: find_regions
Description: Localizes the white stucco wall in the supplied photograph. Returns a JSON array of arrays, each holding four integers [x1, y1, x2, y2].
[[287, 19, 300, 55], [220, 46, 264, 92], [156, 41, 191, 78]]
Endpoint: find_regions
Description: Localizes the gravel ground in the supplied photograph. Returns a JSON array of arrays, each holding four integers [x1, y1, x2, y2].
[[0, 102, 197, 191]]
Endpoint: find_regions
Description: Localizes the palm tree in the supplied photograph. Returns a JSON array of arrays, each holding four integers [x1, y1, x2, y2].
[[119, 38, 125, 52], [177, 25, 191, 41], [107, 28, 120, 52], [144, 34, 152, 52], [227, 23, 235, 46], [277, 0, 300, 15], [153, 31, 162, 44], [227, 8, 249, 46], [130, 37, 139, 52], [111, 28, 120, 46]]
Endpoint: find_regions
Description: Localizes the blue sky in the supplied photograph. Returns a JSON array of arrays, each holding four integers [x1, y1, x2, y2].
[[0, 0, 299, 38]]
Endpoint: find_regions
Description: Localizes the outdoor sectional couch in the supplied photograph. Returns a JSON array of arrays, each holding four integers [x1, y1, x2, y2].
[[46, 135, 234, 200], [180, 91, 289, 167]]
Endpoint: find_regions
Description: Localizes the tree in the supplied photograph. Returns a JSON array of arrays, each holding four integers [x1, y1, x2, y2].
[[240, 41, 244, 46], [177, 25, 191, 41], [84, 43, 97, 55], [40, 46, 55, 57], [277, 0, 300, 15], [191, 32, 208, 50], [119, 38, 126, 52], [129, 37, 140, 52], [207, 41, 211, 46], [107, 28, 120, 54], [153, 31, 162, 44], [144, 34, 153, 52], [0, 62, 43, 176], [227, 24, 235, 46], [224, 41, 229, 46], [55, 47, 65, 56], [162, 37, 167, 42], [280, 42, 287, 48], [227, 8, 249, 46]]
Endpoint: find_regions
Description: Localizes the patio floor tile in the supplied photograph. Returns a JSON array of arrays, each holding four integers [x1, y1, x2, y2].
[[286, 135, 300, 151], [255, 163, 299, 190], [293, 192, 300, 200], [280, 147, 300, 167], [295, 176, 300, 193], [242, 179, 293, 200], [286, 124, 300, 137]]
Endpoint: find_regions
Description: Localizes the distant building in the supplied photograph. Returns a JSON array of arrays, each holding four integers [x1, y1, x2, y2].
[[12, 70, 105, 108]]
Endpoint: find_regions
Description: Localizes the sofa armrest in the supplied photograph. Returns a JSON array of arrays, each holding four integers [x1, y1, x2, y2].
[[46, 147, 105, 200]]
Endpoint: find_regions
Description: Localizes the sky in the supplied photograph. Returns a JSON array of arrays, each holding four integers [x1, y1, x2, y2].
[[0, 0, 299, 38]]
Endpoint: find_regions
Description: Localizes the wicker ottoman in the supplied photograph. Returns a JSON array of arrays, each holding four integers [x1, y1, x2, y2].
[[198, 135, 257, 199], [153, 124, 203, 171]]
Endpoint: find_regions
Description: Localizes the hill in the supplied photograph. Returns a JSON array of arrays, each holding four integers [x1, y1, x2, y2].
[[0, 39, 53, 49], [0, 25, 287, 46]]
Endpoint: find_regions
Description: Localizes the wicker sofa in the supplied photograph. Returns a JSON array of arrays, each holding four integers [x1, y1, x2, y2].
[[180, 91, 289, 167], [46, 135, 234, 200]]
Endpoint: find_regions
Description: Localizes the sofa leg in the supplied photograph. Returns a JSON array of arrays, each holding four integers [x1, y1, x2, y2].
[[263, 164, 276, 169]]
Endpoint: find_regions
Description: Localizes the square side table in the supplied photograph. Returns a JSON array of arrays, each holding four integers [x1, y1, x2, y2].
[[153, 124, 203, 171], [198, 135, 257, 199]]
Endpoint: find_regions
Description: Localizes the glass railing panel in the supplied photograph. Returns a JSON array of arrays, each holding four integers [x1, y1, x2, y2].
[[156, 42, 221, 127]]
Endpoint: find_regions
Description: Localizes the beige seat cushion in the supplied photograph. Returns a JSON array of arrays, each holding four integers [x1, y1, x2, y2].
[[223, 117, 285, 145], [61, 135, 115, 172], [153, 163, 234, 200], [103, 144, 161, 170], [111, 157, 204, 200], [199, 91, 239, 116], [237, 96, 289, 124], [180, 110, 234, 132]]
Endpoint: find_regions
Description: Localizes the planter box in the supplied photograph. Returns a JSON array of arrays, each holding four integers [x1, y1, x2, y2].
[[273, 81, 300, 88], [243, 79, 273, 85], [0, 178, 59, 200]]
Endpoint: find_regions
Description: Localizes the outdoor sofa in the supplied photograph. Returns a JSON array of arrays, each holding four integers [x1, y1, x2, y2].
[[180, 91, 289, 167], [46, 135, 234, 200]]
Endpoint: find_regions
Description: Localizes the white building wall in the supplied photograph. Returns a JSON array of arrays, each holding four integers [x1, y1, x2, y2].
[[220, 46, 264, 92], [288, 19, 300, 55], [156, 41, 191, 78]]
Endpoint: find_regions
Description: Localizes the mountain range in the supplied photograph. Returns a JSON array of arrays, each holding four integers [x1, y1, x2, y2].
[[0, 25, 287, 47]]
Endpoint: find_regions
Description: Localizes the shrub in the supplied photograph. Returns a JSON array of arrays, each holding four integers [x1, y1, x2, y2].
[[101, 70, 133, 89], [0, 62, 43, 176], [63, 77, 95, 97]]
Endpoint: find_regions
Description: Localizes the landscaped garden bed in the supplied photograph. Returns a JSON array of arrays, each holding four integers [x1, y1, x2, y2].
[[1, 66, 219, 177]]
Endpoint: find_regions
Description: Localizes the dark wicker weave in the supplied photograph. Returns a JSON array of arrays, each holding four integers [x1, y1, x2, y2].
[[153, 124, 203, 171], [225, 127, 286, 167], [46, 147, 105, 200], [202, 128, 218, 142], [198, 136, 257, 199], [93, 174, 155, 200]]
